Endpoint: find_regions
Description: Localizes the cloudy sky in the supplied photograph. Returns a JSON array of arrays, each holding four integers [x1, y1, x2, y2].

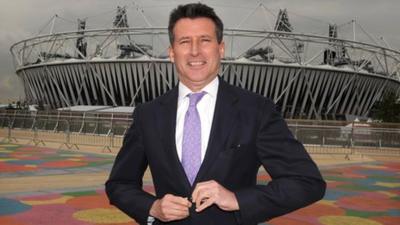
[[1, 0, 399, 103]]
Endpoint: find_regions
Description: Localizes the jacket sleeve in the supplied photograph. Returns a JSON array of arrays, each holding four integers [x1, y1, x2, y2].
[[105, 105, 157, 225], [234, 99, 326, 224]]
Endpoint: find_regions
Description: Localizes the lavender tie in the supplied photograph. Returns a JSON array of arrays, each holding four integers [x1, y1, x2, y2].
[[182, 92, 206, 185]]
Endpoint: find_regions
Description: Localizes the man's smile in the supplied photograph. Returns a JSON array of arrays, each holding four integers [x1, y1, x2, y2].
[[187, 61, 207, 67]]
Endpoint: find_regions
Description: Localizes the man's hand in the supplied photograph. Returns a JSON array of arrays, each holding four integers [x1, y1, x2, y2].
[[149, 194, 192, 222], [192, 180, 240, 212]]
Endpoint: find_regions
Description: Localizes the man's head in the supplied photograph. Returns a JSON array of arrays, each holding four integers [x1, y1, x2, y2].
[[168, 3, 224, 44], [168, 3, 225, 91]]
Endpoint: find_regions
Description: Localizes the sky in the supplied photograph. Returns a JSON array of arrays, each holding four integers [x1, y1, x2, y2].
[[1, 0, 399, 103]]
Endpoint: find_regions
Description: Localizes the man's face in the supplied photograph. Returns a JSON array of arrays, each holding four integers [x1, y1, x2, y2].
[[169, 17, 225, 91]]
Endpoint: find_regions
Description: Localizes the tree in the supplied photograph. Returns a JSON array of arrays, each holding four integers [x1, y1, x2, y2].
[[371, 91, 400, 122]]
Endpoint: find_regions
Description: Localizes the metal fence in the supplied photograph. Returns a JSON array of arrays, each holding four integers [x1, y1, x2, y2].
[[1, 110, 399, 155], [289, 125, 400, 156], [0, 110, 129, 152]]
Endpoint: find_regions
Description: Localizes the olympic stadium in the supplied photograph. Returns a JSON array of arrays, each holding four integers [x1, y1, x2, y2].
[[2, 5, 400, 224], [9, 3, 400, 120]]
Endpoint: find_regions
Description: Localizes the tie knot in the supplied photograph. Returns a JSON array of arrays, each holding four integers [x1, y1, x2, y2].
[[188, 92, 206, 107]]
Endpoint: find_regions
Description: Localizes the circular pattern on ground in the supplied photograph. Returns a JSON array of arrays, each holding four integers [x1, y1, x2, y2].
[[269, 217, 316, 225], [0, 216, 25, 225], [337, 193, 400, 211], [293, 202, 345, 217], [66, 195, 110, 209], [13, 204, 88, 225], [41, 160, 87, 168], [73, 208, 132, 223], [319, 216, 382, 225], [0, 198, 31, 216], [371, 216, 400, 225]]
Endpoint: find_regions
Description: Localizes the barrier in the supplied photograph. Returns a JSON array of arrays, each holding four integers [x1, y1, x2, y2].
[[1, 110, 399, 155]]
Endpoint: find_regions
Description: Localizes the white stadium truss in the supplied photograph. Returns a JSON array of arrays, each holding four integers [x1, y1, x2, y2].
[[10, 6, 400, 120]]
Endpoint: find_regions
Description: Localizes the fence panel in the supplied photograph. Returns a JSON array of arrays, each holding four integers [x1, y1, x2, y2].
[[10, 129, 35, 142], [113, 135, 124, 148], [37, 131, 66, 144], [0, 128, 7, 138], [69, 133, 110, 147]]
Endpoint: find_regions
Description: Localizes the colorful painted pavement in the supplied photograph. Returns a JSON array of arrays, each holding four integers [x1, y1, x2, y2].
[[0, 143, 113, 177], [0, 143, 399, 225]]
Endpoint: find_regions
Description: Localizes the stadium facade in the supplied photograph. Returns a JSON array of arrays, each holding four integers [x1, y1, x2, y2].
[[10, 5, 400, 120]]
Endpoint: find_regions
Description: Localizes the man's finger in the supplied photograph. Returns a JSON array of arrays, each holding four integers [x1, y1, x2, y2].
[[170, 196, 192, 207], [191, 185, 200, 203], [196, 196, 215, 212], [164, 203, 190, 213], [164, 194, 191, 206], [195, 190, 212, 209], [163, 207, 190, 219], [162, 197, 191, 211], [192, 182, 211, 203]]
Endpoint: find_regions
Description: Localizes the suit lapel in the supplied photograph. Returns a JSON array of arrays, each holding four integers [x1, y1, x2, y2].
[[156, 86, 192, 192], [194, 79, 239, 185]]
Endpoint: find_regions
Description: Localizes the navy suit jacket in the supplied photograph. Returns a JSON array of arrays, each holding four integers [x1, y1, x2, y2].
[[106, 78, 326, 225]]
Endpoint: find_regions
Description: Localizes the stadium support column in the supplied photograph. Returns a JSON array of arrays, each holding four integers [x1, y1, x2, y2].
[[324, 24, 338, 65], [76, 19, 87, 59]]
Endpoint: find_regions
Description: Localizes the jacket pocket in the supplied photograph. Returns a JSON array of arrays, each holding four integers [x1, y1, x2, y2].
[[219, 143, 249, 159]]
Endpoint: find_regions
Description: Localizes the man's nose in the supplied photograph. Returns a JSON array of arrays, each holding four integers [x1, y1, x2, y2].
[[190, 40, 200, 56]]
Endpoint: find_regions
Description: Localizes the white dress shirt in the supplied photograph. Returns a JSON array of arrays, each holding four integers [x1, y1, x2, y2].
[[175, 76, 219, 162]]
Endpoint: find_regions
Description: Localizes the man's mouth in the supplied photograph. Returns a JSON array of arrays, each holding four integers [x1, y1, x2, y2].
[[188, 61, 206, 66]]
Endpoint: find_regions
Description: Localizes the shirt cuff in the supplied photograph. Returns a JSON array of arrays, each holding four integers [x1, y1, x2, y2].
[[147, 216, 155, 225]]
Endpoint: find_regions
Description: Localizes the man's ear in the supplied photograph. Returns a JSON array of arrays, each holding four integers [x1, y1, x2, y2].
[[219, 41, 225, 58], [168, 46, 175, 63]]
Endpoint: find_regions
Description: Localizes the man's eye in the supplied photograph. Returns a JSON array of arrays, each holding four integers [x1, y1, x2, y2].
[[201, 39, 211, 42], [179, 40, 189, 44]]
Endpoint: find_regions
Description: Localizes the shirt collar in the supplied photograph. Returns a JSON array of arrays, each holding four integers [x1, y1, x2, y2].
[[178, 76, 219, 102]]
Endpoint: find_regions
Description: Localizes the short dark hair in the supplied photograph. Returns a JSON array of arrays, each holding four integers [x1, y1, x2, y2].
[[168, 3, 224, 44]]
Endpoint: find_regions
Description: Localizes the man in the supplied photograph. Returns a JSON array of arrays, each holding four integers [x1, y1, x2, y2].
[[106, 3, 326, 225]]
